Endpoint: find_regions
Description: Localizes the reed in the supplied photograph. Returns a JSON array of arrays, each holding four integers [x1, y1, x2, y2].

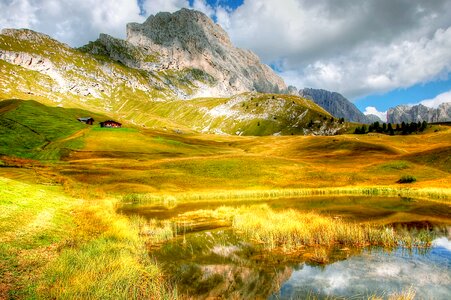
[[227, 205, 433, 250], [40, 199, 177, 299], [121, 186, 450, 206]]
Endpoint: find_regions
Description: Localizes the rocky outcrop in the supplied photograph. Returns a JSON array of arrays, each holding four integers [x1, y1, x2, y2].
[[0, 28, 157, 111], [299, 88, 370, 123], [124, 8, 287, 97], [387, 102, 451, 123], [365, 114, 383, 123]]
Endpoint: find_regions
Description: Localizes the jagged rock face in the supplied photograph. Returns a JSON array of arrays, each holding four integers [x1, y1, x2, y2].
[[365, 114, 383, 123], [387, 102, 451, 123], [299, 88, 370, 123], [125, 8, 287, 97]]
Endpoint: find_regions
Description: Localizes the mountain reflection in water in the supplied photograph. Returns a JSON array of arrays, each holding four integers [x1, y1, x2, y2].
[[271, 238, 451, 299]]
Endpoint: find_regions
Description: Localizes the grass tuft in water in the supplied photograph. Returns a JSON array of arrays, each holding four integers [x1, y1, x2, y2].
[[230, 205, 434, 250]]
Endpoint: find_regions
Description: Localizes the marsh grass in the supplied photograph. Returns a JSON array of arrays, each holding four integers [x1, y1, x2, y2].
[[121, 186, 450, 206], [41, 200, 176, 299], [138, 205, 434, 253], [232, 205, 434, 250], [134, 217, 175, 243], [122, 193, 178, 207], [388, 287, 416, 300]]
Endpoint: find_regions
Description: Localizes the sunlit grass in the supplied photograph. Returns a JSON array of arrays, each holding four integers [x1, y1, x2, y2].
[[0, 177, 174, 299], [121, 186, 450, 206], [42, 200, 175, 299], [1, 99, 450, 298], [230, 205, 433, 250], [140, 205, 434, 252]]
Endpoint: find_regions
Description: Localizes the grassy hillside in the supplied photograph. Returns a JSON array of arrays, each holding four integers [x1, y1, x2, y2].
[[0, 29, 177, 116], [0, 99, 106, 159], [1, 30, 348, 136], [44, 120, 449, 195], [134, 93, 346, 136]]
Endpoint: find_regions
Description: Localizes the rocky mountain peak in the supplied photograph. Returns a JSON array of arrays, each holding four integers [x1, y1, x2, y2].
[[127, 8, 233, 51], [124, 8, 287, 97], [299, 88, 370, 123]]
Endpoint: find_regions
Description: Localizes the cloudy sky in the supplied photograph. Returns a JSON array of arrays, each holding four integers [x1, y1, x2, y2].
[[1, 0, 450, 116]]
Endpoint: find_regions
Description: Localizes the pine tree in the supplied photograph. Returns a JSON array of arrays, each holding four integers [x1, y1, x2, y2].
[[420, 120, 428, 132], [387, 123, 394, 135]]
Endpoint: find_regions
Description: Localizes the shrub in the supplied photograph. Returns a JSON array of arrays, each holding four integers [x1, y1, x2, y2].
[[397, 175, 417, 184]]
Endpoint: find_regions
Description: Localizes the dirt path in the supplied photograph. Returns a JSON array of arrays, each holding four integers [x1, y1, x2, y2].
[[42, 127, 91, 150]]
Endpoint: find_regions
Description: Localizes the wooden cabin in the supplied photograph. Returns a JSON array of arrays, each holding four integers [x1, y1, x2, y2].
[[77, 117, 94, 125], [99, 120, 122, 128]]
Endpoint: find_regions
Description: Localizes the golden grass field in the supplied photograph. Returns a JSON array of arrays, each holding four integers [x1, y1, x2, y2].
[[53, 123, 451, 195], [1, 120, 450, 299]]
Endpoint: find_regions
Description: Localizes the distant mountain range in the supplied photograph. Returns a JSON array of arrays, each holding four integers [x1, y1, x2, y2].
[[387, 102, 451, 124]]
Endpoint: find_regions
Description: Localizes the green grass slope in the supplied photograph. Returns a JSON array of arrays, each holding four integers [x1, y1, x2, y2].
[[0, 99, 106, 159], [139, 93, 347, 136]]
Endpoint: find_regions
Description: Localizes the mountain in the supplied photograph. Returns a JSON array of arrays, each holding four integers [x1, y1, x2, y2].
[[299, 88, 370, 123], [0, 28, 170, 107], [0, 9, 344, 136], [387, 102, 451, 124], [84, 8, 287, 98], [365, 114, 383, 123]]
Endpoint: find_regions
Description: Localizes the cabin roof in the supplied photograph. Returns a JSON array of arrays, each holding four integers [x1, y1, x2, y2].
[[78, 117, 94, 121], [100, 120, 122, 125]]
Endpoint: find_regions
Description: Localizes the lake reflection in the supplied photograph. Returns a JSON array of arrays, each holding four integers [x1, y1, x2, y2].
[[271, 238, 451, 299], [118, 196, 451, 299]]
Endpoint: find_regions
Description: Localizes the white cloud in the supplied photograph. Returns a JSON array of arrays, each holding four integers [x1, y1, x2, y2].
[[191, 0, 215, 18], [141, 0, 188, 16], [215, 0, 451, 100], [0, 0, 145, 46], [281, 27, 451, 99], [432, 237, 451, 251], [419, 90, 451, 108], [363, 106, 387, 122], [0, 0, 38, 29]]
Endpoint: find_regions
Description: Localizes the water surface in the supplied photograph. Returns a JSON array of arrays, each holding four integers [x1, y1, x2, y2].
[[118, 195, 451, 299], [119, 195, 451, 225], [272, 239, 451, 299]]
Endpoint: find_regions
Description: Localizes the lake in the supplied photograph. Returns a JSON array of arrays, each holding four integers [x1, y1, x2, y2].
[[119, 195, 451, 299]]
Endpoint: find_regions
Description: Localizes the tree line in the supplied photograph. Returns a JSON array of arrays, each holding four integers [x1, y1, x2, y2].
[[354, 121, 428, 135]]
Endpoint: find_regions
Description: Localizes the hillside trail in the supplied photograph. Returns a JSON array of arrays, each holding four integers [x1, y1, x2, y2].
[[42, 127, 90, 150]]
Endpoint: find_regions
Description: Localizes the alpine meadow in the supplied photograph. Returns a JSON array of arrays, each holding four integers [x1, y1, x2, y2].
[[0, 2, 450, 300]]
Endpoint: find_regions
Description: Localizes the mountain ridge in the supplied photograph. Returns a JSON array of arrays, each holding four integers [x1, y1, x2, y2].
[[387, 102, 451, 124], [0, 24, 343, 136], [85, 8, 287, 98], [126, 8, 287, 96], [299, 88, 371, 123]]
